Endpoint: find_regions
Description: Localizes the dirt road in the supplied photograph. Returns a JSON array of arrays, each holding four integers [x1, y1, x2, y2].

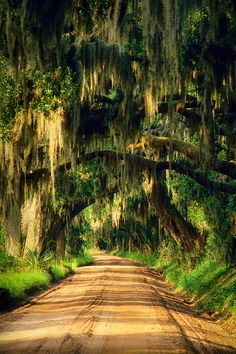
[[0, 254, 236, 353]]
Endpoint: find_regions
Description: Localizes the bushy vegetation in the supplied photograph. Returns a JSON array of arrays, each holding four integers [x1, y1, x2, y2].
[[0, 271, 50, 301], [115, 238, 236, 318], [0, 51, 79, 140], [75, 253, 94, 267], [155, 239, 236, 316], [48, 262, 70, 281], [169, 171, 235, 264], [113, 249, 157, 267], [30, 66, 79, 114], [49, 253, 93, 281], [0, 251, 93, 307]]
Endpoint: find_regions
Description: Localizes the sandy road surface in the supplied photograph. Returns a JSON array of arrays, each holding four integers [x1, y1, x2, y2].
[[0, 254, 236, 353]]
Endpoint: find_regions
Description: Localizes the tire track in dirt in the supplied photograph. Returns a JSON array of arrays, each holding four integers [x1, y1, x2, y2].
[[0, 253, 236, 353]]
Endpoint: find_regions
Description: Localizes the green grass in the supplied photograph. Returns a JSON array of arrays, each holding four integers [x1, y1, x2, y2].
[[113, 249, 157, 267], [76, 252, 94, 267], [114, 249, 236, 318], [0, 270, 50, 301], [48, 263, 71, 281], [48, 253, 94, 281], [0, 252, 94, 307], [157, 257, 236, 316]]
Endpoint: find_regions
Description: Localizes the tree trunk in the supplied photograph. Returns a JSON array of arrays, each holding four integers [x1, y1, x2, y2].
[[56, 230, 66, 258], [22, 193, 42, 257], [5, 200, 21, 257], [150, 177, 201, 251]]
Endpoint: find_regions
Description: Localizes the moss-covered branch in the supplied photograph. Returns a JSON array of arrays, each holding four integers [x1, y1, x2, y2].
[[26, 149, 236, 194], [129, 135, 236, 179], [46, 186, 118, 245], [39, 149, 233, 250]]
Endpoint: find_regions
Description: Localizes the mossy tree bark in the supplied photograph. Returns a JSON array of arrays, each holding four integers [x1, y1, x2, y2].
[[36, 148, 236, 252]]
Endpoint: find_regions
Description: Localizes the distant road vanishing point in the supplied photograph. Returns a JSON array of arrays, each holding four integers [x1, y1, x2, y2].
[[0, 253, 236, 353]]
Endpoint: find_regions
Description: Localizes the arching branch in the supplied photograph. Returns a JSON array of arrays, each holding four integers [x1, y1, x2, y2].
[[129, 135, 236, 179], [46, 186, 118, 245], [61, 151, 236, 250], [72, 151, 235, 194], [27, 150, 236, 194]]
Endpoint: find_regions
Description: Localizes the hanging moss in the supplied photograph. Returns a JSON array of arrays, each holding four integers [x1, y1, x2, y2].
[[0, 0, 235, 258]]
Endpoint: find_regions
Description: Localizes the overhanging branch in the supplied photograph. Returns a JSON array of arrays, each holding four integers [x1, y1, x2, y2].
[[32, 149, 235, 251], [26, 150, 236, 194], [129, 135, 236, 180]]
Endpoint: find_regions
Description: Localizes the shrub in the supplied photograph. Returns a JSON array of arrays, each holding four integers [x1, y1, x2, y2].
[[25, 249, 54, 270], [76, 253, 94, 267], [113, 249, 157, 267], [0, 251, 18, 272], [48, 263, 70, 281]]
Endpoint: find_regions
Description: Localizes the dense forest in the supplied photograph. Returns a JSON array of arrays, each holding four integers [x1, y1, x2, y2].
[[0, 0, 236, 314]]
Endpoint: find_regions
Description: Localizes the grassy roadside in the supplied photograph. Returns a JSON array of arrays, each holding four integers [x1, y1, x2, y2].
[[113, 249, 236, 320], [0, 252, 93, 308], [113, 249, 158, 267]]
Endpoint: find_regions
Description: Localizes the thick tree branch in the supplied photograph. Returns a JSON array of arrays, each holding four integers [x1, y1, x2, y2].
[[26, 150, 236, 194], [35, 150, 235, 251], [129, 135, 236, 179], [47, 185, 118, 244]]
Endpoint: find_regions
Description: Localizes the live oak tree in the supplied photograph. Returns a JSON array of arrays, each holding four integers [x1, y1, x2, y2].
[[0, 0, 235, 258]]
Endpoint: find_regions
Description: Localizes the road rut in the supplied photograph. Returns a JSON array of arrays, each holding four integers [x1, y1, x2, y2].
[[0, 253, 236, 353]]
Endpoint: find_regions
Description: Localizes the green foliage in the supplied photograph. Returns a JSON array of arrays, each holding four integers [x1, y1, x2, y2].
[[25, 249, 54, 270], [142, 114, 161, 131], [0, 251, 17, 272], [107, 88, 121, 102], [52, 159, 107, 215], [181, 8, 210, 66], [125, 39, 145, 56], [125, 12, 145, 57], [102, 89, 121, 123], [48, 262, 70, 281], [226, 195, 236, 214], [177, 259, 227, 296], [73, 159, 107, 200], [0, 270, 50, 300], [0, 245, 26, 273], [67, 224, 89, 255], [74, 167, 98, 199], [0, 225, 6, 251], [0, 53, 23, 139], [51, 190, 66, 214], [170, 170, 203, 206], [76, 252, 94, 267], [170, 170, 234, 263], [30, 66, 79, 114], [48, 253, 93, 281], [113, 249, 157, 267]]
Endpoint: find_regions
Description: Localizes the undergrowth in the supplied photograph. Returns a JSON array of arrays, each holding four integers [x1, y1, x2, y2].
[[114, 248, 236, 318], [113, 249, 157, 267], [0, 271, 50, 304], [0, 251, 93, 307]]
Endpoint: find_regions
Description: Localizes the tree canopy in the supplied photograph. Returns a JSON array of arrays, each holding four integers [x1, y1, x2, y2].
[[0, 0, 235, 262]]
